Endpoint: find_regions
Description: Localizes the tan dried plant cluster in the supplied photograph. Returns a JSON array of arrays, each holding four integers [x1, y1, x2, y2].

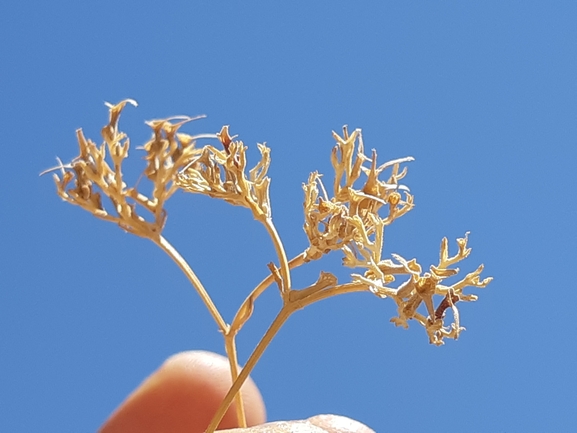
[[46, 100, 492, 432]]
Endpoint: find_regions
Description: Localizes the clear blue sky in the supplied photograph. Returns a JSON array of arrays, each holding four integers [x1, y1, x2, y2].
[[1, 2, 576, 432]]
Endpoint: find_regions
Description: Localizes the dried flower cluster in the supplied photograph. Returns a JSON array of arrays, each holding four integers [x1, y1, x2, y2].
[[45, 99, 218, 240], [46, 100, 492, 431], [301, 126, 492, 345], [176, 126, 272, 220]]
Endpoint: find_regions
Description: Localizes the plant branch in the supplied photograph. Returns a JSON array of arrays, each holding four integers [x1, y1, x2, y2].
[[209, 281, 368, 432], [224, 334, 247, 428], [262, 217, 292, 298], [207, 306, 293, 433], [230, 253, 306, 333], [155, 235, 228, 333], [295, 282, 370, 309]]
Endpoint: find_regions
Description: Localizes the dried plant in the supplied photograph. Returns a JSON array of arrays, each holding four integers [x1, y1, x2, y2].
[[44, 100, 492, 432]]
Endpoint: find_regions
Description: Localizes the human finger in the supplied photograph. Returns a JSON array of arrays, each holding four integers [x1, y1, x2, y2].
[[99, 351, 266, 433], [218, 414, 375, 433]]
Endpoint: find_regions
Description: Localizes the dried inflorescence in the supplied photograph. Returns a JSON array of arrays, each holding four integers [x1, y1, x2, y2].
[[302, 127, 413, 262], [363, 233, 492, 345], [175, 125, 272, 220], [301, 126, 491, 345], [45, 99, 217, 240], [47, 100, 491, 346], [47, 100, 492, 431]]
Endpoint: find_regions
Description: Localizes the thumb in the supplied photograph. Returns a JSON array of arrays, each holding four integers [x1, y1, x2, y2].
[[218, 414, 375, 433]]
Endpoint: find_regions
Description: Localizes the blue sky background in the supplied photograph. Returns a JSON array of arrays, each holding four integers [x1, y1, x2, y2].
[[1, 2, 576, 432]]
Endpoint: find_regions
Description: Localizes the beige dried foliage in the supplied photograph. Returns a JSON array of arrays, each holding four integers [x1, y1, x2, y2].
[[46, 100, 492, 431]]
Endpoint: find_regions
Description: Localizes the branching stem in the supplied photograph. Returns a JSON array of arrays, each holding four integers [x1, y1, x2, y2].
[[297, 282, 369, 308], [231, 254, 306, 333], [207, 306, 293, 433], [209, 281, 372, 431]]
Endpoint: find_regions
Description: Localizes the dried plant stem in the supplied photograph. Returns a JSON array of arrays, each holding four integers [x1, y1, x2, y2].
[[156, 236, 248, 424], [224, 335, 247, 428], [257, 253, 306, 300], [155, 236, 228, 333], [156, 214, 296, 429], [210, 282, 372, 431], [207, 306, 293, 433], [262, 218, 292, 296], [231, 254, 306, 332], [296, 282, 369, 308]]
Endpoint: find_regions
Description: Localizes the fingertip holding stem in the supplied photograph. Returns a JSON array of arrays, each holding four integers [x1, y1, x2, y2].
[[99, 351, 266, 433]]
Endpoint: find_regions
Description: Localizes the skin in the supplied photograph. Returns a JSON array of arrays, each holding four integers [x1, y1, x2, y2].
[[99, 351, 374, 433]]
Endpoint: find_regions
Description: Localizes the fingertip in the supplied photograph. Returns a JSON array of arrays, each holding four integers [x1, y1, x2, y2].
[[307, 415, 375, 433], [100, 351, 266, 433]]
